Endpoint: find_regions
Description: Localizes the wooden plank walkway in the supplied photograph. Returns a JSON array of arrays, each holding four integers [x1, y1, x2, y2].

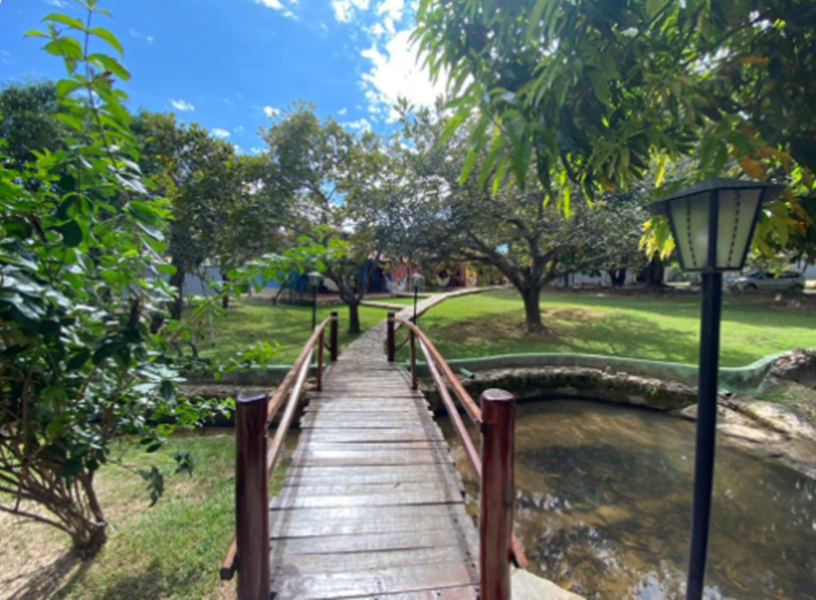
[[268, 318, 480, 599]]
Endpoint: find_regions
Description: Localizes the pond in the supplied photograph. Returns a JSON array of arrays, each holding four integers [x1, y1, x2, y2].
[[440, 400, 816, 599]]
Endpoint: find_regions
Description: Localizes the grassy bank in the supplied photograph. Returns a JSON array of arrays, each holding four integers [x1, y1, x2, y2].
[[405, 289, 816, 367], [194, 299, 392, 363], [0, 432, 289, 599]]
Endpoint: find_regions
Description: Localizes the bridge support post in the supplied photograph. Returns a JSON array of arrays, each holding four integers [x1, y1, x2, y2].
[[235, 393, 270, 600], [387, 312, 395, 362], [330, 311, 339, 362], [480, 389, 516, 600], [409, 330, 417, 390]]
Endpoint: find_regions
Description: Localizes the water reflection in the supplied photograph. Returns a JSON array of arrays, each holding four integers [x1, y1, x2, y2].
[[440, 400, 816, 599]]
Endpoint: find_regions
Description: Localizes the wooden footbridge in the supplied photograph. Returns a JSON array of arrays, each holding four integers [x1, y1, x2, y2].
[[220, 310, 527, 599]]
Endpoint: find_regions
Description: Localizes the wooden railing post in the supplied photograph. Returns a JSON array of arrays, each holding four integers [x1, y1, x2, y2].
[[329, 311, 338, 362], [235, 393, 270, 600], [316, 329, 324, 392], [387, 312, 396, 362], [480, 388, 516, 600], [409, 330, 417, 390]]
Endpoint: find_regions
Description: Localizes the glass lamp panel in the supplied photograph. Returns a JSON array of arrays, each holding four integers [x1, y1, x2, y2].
[[668, 192, 711, 270], [716, 189, 762, 270]]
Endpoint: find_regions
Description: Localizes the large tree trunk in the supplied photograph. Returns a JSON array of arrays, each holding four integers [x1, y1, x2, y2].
[[169, 265, 185, 321], [522, 285, 543, 333], [221, 271, 230, 310], [646, 256, 666, 289], [608, 268, 627, 287], [348, 301, 361, 334], [640, 256, 665, 289]]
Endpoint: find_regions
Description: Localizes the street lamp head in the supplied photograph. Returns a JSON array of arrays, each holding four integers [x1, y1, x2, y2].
[[307, 271, 323, 288], [411, 273, 426, 289], [650, 178, 784, 273]]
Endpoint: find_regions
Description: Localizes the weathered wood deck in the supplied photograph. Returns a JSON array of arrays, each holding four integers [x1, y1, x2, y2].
[[268, 322, 480, 599]]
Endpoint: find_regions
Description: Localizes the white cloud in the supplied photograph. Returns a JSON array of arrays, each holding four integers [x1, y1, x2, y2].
[[0, 50, 10, 65], [251, 147, 268, 155], [234, 126, 245, 134], [338, 108, 348, 115], [129, 28, 155, 45], [343, 118, 372, 132], [377, 0, 404, 21], [263, 106, 280, 118], [253, 0, 298, 18], [43, 0, 69, 7], [212, 128, 231, 139], [331, 0, 370, 23], [360, 30, 446, 121], [171, 99, 195, 112]]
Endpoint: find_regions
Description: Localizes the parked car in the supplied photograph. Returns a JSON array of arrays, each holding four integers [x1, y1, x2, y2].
[[729, 270, 806, 293]]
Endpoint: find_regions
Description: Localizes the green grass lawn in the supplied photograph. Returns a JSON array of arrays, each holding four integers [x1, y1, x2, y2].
[[0, 431, 290, 599], [195, 299, 392, 363], [404, 289, 816, 367]]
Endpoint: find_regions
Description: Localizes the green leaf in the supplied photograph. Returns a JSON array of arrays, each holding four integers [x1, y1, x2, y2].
[[88, 53, 131, 81], [58, 221, 83, 247], [173, 452, 195, 476], [56, 112, 84, 131], [525, 0, 552, 41], [562, 186, 571, 219], [88, 27, 124, 55], [56, 78, 83, 98], [646, 0, 664, 17], [46, 418, 66, 440], [159, 380, 175, 401], [24, 29, 47, 38], [44, 37, 83, 61], [43, 13, 87, 31], [587, 70, 610, 105], [458, 148, 479, 185], [67, 349, 91, 370], [93, 336, 125, 365], [440, 106, 468, 145], [138, 466, 165, 506]]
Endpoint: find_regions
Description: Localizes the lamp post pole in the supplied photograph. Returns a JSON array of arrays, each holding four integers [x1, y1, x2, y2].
[[413, 282, 419, 324], [687, 190, 723, 600], [687, 270, 722, 599], [649, 180, 784, 600], [312, 284, 317, 330]]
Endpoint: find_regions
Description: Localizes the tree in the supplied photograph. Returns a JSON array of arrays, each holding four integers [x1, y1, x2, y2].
[[413, 0, 814, 255], [134, 112, 238, 319], [210, 154, 291, 310], [0, 2, 232, 553], [0, 81, 68, 170], [261, 105, 402, 333], [399, 107, 645, 332]]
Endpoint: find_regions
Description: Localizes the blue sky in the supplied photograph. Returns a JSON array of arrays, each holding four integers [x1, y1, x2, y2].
[[0, 0, 442, 153]]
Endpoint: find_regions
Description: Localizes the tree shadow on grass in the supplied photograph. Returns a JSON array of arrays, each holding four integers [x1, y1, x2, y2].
[[56, 558, 169, 600], [7, 550, 90, 600], [8, 551, 176, 600]]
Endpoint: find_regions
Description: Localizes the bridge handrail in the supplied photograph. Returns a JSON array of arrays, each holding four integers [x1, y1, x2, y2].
[[219, 312, 339, 590], [390, 315, 530, 574]]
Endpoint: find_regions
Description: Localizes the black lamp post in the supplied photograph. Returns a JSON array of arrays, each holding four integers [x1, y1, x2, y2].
[[411, 272, 426, 324], [650, 178, 783, 600], [307, 271, 322, 331]]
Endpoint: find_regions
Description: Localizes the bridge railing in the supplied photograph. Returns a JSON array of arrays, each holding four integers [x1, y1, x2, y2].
[[388, 313, 529, 599], [219, 312, 339, 599]]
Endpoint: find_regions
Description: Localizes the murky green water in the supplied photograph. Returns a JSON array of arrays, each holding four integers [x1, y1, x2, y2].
[[441, 400, 816, 599]]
